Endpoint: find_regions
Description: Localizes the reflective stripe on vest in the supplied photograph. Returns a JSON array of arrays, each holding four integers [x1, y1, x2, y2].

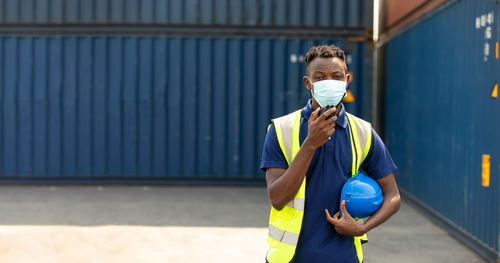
[[266, 109, 372, 263], [346, 113, 373, 177], [346, 112, 372, 262]]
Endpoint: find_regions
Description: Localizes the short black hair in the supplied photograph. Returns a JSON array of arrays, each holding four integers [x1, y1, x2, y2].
[[304, 45, 346, 72]]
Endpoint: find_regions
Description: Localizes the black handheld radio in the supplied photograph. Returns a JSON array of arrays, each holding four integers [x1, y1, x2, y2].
[[317, 93, 347, 120]]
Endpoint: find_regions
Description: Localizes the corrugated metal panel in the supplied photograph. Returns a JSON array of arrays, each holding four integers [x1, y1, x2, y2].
[[0, 0, 369, 29], [384, 0, 428, 28], [384, 0, 500, 261], [0, 35, 365, 182]]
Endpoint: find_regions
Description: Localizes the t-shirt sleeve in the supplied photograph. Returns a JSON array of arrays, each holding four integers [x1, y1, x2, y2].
[[361, 128, 397, 180], [260, 124, 289, 171]]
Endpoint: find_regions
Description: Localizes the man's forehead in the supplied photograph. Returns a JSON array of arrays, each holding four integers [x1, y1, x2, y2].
[[308, 57, 346, 73]]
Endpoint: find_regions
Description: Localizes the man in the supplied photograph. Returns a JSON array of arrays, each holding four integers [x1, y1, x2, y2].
[[260, 45, 401, 263]]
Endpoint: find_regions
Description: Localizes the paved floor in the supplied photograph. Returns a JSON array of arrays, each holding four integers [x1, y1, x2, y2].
[[0, 185, 487, 263]]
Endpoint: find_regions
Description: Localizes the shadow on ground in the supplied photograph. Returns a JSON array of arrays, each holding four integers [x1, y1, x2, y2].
[[0, 185, 488, 263], [0, 185, 270, 227]]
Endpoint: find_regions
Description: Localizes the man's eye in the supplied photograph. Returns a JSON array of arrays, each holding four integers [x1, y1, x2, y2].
[[315, 76, 323, 80]]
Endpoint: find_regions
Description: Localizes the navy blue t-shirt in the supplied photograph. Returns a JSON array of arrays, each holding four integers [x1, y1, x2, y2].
[[260, 100, 397, 263]]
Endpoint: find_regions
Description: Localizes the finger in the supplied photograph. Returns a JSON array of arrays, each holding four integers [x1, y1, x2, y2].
[[328, 127, 335, 136], [309, 108, 320, 124], [325, 209, 333, 219], [328, 115, 338, 125], [325, 209, 335, 223], [316, 108, 329, 121], [320, 108, 337, 123], [340, 200, 351, 219], [318, 107, 336, 122], [325, 209, 339, 225], [328, 120, 336, 130], [325, 106, 336, 116], [333, 211, 340, 220], [323, 116, 336, 127]]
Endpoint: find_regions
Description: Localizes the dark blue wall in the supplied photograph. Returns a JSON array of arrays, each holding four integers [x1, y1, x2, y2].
[[0, 35, 366, 183], [0, 0, 370, 28], [384, 0, 500, 261], [0, 0, 372, 183]]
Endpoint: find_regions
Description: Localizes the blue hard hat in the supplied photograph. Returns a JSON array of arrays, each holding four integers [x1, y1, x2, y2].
[[340, 172, 383, 219]]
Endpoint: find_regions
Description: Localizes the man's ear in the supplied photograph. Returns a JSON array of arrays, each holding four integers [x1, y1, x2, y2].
[[303, 76, 312, 91], [345, 73, 351, 88]]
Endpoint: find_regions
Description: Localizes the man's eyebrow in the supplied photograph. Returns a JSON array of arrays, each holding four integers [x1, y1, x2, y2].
[[312, 70, 344, 74], [311, 70, 326, 74]]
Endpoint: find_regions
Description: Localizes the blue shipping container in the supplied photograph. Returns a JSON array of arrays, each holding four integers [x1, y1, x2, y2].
[[0, 0, 371, 29], [384, 0, 500, 261], [0, 35, 366, 183]]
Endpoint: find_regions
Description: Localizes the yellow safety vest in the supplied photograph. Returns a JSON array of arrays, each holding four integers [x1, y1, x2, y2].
[[266, 109, 373, 263]]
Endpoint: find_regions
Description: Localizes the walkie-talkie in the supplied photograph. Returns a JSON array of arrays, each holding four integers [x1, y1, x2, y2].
[[317, 93, 347, 120], [319, 105, 335, 120]]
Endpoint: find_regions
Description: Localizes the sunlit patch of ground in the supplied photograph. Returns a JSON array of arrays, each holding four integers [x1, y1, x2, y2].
[[0, 225, 268, 263]]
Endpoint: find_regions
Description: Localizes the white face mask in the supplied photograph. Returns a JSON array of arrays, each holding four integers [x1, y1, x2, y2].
[[308, 78, 347, 107]]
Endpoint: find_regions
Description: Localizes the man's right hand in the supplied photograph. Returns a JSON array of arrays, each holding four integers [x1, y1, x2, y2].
[[303, 107, 337, 149], [266, 107, 337, 210]]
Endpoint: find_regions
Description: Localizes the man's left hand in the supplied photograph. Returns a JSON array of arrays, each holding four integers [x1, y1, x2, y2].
[[325, 200, 366, 236]]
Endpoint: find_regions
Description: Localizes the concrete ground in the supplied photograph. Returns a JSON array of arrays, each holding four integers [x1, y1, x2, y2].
[[0, 185, 487, 263]]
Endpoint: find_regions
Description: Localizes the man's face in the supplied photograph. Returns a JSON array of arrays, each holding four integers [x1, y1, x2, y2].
[[303, 57, 348, 90]]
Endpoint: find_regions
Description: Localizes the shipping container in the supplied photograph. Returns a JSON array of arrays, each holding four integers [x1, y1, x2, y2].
[[0, 34, 367, 183], [0, 0, 371, 30], [384, 0, 428, 28], [383, 0, 500, 261]]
